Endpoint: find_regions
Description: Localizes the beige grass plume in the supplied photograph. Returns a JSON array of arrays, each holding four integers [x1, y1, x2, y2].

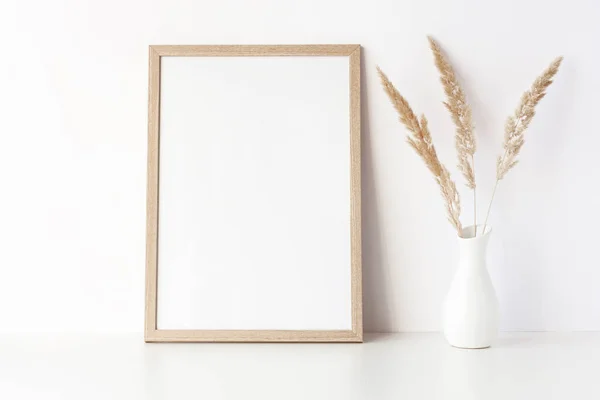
[[377, 66, 463, 235], [428, 37, 477, 233], [482, 56, 563, 231]]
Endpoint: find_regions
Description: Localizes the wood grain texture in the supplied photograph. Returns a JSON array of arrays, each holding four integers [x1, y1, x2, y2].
[[349, 47, 363, 340], [145, 44, 362, 343], [145, 329, 361, 343], [151, 44, 359, 57], [144, 46, 160, 340]]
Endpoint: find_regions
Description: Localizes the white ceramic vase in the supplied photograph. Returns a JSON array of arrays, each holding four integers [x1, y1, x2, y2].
[[443, 225, 499, 349]]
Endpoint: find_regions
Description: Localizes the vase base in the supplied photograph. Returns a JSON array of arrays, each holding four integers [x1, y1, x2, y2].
[[448, 343, 491, 350]]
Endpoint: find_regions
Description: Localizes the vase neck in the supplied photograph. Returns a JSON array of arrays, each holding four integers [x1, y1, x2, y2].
[[458, 233, 490, 269]]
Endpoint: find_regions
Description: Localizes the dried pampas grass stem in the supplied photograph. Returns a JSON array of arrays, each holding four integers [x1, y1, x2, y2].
[[428, 37, 477, 234], [482, 56, 563, 232], [377, 66, 463, 235]]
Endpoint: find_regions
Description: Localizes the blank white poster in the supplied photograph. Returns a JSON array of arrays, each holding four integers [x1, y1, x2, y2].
[[156, 56, 351, 330]]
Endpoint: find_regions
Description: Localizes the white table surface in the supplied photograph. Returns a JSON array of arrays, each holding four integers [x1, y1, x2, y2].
[[1, 333, 598, 399]]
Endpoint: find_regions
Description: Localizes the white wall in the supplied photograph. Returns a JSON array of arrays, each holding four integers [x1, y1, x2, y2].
[[1, 0, 598, 333]]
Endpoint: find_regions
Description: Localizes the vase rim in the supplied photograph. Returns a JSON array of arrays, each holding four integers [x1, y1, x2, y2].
[[459, 224, 491, 240]]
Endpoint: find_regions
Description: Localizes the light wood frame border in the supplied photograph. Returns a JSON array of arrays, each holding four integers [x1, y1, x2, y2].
[[145, 45, 362, 343]]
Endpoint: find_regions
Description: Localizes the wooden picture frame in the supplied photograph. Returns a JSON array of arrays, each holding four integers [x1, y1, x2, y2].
[[145, 45, 362, 342]]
